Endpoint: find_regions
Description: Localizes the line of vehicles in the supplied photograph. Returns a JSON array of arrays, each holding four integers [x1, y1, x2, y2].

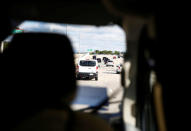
[[76, 55, 123, 80]]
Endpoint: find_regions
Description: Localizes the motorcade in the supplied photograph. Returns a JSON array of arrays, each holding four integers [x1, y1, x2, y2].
[[0, 1, 183, 131]]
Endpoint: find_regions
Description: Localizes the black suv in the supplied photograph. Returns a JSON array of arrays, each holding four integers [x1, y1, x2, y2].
[[92, 55, 96, 60], [97, 58, 101, 63]]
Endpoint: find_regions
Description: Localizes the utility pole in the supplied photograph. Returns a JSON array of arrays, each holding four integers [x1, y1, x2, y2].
[[79, 31, 80, 54]]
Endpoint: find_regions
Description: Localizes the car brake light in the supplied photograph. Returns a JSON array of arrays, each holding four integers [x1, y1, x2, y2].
[[119, 66, 120, 69], [76, 65, 79, 73], [76, 65, 79, 72], [96, 66, 98, 70]]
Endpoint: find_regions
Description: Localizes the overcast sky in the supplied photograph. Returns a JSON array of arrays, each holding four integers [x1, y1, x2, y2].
[[19, 20, 126, 53]]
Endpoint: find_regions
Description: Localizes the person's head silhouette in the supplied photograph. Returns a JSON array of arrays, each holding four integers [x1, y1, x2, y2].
[[1, 33, 76, 129]]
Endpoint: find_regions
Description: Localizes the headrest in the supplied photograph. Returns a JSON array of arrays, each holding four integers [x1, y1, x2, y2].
[[2, 33, 76, 104]]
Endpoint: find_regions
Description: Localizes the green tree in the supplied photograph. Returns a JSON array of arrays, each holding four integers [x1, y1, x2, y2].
[[108, 51, 112, 54], [95, 50, 100, 54], [114, 51, 120, 55]]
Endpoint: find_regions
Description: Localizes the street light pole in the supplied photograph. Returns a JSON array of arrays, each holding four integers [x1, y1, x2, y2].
[[79, 31, 80, 54]]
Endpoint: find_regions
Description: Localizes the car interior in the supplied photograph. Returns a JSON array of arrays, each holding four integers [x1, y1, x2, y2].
[[0, 0, 187, 131]]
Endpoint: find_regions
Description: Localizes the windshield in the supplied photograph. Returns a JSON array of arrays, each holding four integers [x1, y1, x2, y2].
[[2, 20, 127, 125], [80, 60, 96, 66]]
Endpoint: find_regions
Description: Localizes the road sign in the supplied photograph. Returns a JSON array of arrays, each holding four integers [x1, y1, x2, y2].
[[87, 49, 93, 52], [12, 29, 24, 34]]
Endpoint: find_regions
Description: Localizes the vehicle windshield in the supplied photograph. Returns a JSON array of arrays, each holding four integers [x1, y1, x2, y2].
[[80, 60, 96, 66], [1, 20, 127, 125]]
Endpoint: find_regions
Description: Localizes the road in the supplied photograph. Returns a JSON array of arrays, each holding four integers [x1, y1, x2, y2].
[[71, 55, 135, 125], [71, 61, 124, 114]]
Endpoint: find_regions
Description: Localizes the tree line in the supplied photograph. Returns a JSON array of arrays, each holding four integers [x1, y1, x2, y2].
[[91, 50, 120, 55]]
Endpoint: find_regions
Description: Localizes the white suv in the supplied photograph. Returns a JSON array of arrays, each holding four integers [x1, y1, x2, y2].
[[106, 60, 114, 67], [76, 60, 98, 80]]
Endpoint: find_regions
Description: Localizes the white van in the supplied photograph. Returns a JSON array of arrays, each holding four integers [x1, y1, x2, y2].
[[76, 60, 98, 80]]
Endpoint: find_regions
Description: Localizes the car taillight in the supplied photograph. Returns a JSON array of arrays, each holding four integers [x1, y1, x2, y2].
[[96, 66, 98, 70], [118, 66, 120, 69], [76, 65, 79, 72]]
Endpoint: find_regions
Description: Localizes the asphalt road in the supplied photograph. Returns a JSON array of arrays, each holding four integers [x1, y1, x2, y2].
[[71, 55, 135, 125], [71, 61, 124, 114]]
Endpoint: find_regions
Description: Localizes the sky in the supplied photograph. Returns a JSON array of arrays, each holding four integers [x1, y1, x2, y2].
[[18, 20, 126, 53]]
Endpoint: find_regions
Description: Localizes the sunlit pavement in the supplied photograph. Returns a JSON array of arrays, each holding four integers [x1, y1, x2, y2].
[[71, 63, 124, 114]]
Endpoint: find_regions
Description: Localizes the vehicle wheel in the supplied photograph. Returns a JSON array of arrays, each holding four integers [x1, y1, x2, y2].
[[95, 77, 98, 81]]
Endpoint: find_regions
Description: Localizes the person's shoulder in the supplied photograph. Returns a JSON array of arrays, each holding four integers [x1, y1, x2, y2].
[[74, 111, 114, 131]]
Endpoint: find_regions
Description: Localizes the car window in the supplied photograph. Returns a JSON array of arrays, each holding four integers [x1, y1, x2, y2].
[[80, 60, 96, 66]]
